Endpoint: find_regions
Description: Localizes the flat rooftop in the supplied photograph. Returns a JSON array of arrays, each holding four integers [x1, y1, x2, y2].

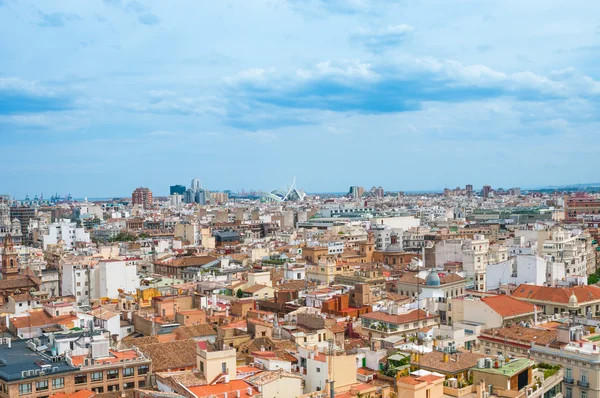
[[0, 338, 78, 382], [473, 358, 533, 377]]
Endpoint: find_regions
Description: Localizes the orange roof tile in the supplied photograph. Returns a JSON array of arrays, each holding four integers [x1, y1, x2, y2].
[[481, 295, 537, 318], [512, 284, 600, 304], [188, 380, 259, 398]]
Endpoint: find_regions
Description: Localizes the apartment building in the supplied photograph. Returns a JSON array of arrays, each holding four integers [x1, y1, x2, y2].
[[530, 324, 600, 398]]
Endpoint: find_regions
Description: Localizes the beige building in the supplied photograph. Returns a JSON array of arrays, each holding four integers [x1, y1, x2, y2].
[[295, 345, 357, 394], [306, 258, 353, 284], [396, 372, 445, 398], [197, 345, 237, 383], [246, 369, 303, 398], [174, 222, 197, 245], [511, 284, 600, 316], [531, 324, 599, 398]]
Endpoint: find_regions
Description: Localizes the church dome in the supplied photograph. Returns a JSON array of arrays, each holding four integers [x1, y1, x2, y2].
[[569, 291, 578, 307], [385, 243, 403, 252], [425, 269, 441, 286]]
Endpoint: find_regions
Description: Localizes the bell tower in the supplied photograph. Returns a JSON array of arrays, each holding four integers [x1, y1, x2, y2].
[[2, 234, 19, 280]]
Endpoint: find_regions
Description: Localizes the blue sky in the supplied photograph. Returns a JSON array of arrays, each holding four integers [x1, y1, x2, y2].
[[2, 0, 600, 198]]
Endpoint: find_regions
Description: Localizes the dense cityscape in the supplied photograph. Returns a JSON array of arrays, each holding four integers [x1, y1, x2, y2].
[[3, 0, 600, 397], [0, 181, 598, 398]]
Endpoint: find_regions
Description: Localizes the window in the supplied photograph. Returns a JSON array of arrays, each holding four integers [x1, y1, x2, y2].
[[107, 369, 119, 380], [317, 367, 321, 373], [92, 387, 104, 394], [52, 378, 65, 389], [566, 387, 572, 398], [36, 380, 48, 391], [91, 371, 103, 382], [123, 368, 134, 377], [123, 382, 135, 389], [566, 368, 572, 380], [108, 384, 120, 392], [222, 362, 227, 373], [19, 383, 32, 395], [75, 374, 87, 384], [138, 380, 146, 388], [582, 391, 587, 398], [582, 371, 588, 383]]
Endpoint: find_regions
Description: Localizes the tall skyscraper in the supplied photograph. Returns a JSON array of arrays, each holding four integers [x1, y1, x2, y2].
[[170, 184, 186, 195], [465, 184, 473, 195], [191, 178, 201, 192], [482, 185, 492, 198], [132, 187, 153, 209], [348, 186, 364, 200]]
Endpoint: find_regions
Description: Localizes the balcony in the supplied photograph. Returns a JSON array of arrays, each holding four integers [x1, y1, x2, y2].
[[564, 377, 574, 384], [577, 380, 589, 388]]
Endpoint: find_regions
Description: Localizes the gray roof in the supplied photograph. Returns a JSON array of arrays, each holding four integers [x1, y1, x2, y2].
[[0, 338, 78, 382]]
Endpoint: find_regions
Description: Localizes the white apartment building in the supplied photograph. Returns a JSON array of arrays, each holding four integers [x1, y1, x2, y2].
[[62, 263, 91, 304], [91, 260, 139, 299], [486, 255, 547, 291], [42, 219, 90, 250], [435, 235, 490, 291], [542, 228, 588, 279], [62, 259, 139, 304]]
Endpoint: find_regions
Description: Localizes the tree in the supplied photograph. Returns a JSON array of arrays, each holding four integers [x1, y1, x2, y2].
[[236, 288, 244, 298]]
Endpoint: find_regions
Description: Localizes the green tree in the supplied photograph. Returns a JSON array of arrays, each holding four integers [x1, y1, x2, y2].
[[236, 288, 244, 298]]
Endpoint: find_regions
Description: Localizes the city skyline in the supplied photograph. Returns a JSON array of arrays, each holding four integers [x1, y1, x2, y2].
[[3, 0, 600, 197]]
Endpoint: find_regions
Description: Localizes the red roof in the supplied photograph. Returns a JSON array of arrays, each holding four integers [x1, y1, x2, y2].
[[188, 380, 259, 398], [511, 284, 600, 304], [481, 295, 537, 317], [360, 309, 438, 325]]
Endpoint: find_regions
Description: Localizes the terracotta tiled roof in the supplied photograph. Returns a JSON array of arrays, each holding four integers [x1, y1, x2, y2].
[[11, 312, 76, 329], [188, 380, 259, 398], [481, 295, 537, 318], [137, 339, 198, 372], [412, 350, 486, 373], [163, 255, 219, 267], [361, 309, 438, 325], [50, 390, 95, 398], [174, 324, 216, 339], [511, 284, 600, 304], [244, 284, 271, 294], [481, 326, 556, 346], [123, 335, 160, 348]]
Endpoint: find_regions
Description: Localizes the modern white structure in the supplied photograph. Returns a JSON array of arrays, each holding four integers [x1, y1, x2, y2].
[[91, 260, 139, 299], [63, 259, 139, 304], [486, 255, 547, 291], [42, 219, 90, 250], [61, 263, 91, 304]]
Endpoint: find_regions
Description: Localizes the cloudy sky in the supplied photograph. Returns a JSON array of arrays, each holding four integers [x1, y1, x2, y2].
[[1, 0, 600, 198]]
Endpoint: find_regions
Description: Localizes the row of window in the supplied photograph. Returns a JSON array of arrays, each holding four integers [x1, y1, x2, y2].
[[19, 366, 149, 395], [19, 378, 64, 395]]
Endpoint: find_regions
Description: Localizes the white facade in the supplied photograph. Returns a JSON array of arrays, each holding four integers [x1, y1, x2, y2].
[[61, 263, 91, 304], [284, 265, 306, 281], [370, 216, 420, 230], [486, 255, 547, 291], [42, 219, 90, 250], [93, 260, 139, 299], [327, 241, 344, 255]]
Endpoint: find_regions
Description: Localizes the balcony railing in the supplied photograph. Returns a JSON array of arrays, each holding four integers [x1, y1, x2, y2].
[[577, 380, 589, 388], [564, 377, 574, 384]]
